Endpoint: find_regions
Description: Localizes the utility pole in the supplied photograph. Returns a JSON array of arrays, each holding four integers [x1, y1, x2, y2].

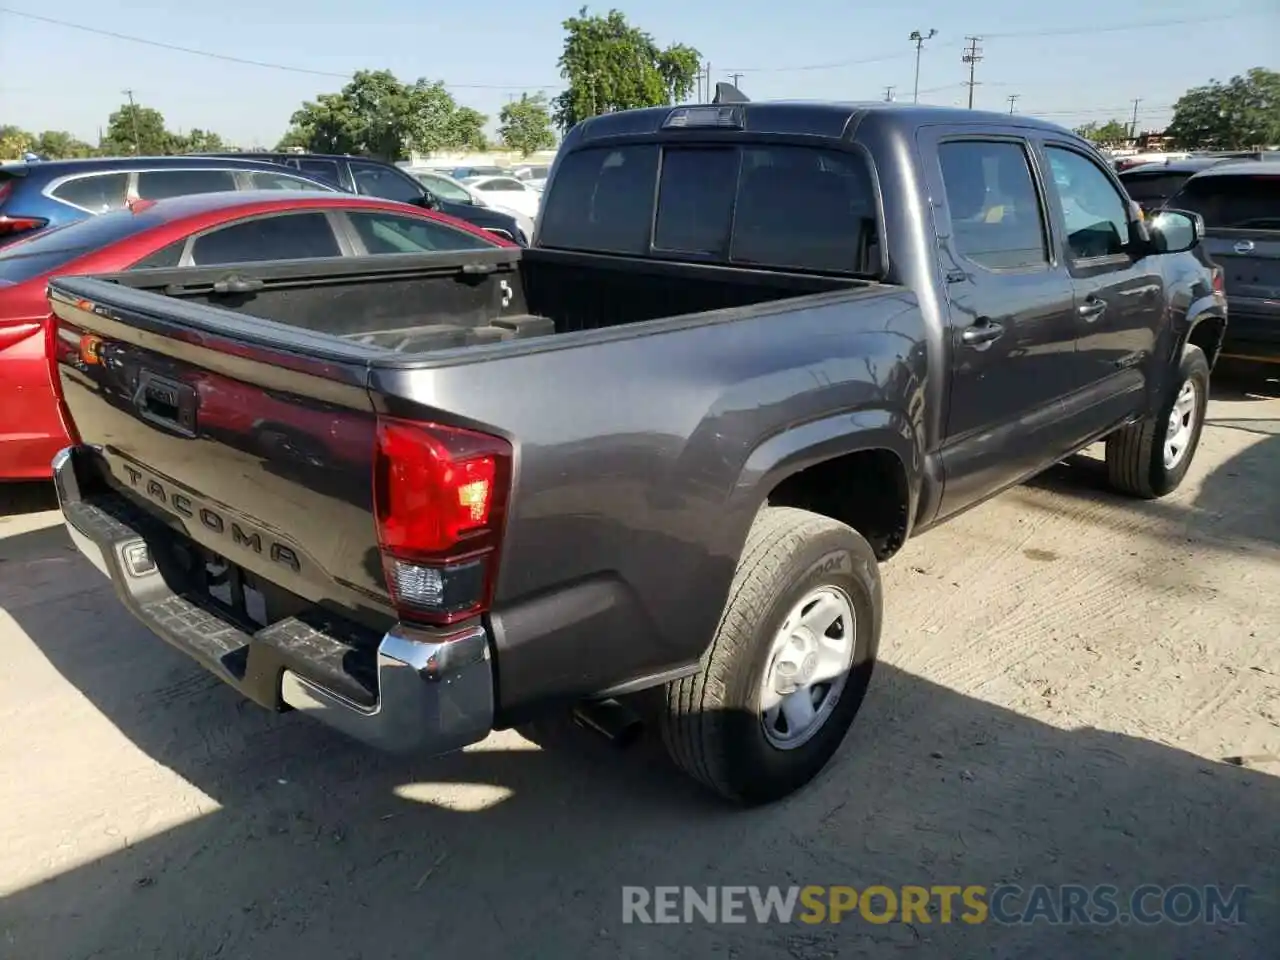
[[122, 88, 140, 154], [1007, 93, 1019, 114], [884, 85, 896, 102], [729, 72, 744, 89], [908, 29, 937, 104], [962, 36, 983, 109], [1130, 97, 1142, 139]]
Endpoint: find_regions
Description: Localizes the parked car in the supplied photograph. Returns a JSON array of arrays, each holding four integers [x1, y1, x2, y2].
[[0, 190, 507, 481], [448, 165, 510, 180], [410, 168, 536, 240], [0, 155, 334, 249], [1165, 161, 1280, 363], [1119, 154, 1279, 215], [1113, 151, 1190, 173], [196, 152, 529, 245], [46, 101, 1222, 805], [513, 165, 551, 191], [463, 174, 542, 219]]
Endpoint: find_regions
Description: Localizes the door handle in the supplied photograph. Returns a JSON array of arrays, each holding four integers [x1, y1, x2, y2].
[[1078, 297, 1107, 322], [961, 319, 1004, 346]]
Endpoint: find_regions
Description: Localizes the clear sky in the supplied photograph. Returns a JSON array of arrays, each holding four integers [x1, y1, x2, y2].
[[0, 0, 1275, 148]]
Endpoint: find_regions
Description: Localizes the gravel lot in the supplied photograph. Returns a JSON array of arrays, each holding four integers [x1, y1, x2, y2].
[[1, 375, 1277, 959]]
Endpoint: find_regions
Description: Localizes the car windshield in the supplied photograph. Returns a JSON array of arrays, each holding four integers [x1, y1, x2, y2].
[[414, 173, 472, 203], [0, 207, 164, 283], [1169, 173, 1280, 230], [1121, 172, 1194, 208]]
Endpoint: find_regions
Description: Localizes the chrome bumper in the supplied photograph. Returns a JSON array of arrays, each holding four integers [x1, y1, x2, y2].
[[52, 446, 495, 755]]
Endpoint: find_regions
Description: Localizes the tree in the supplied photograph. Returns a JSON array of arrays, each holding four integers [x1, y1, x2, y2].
[[1074, 119, 1131, 144], [177, 128, 228, 153], [552, 7, 701, 132], [31, 131, 96, 159], [1166, 68, 1280, 150], [101, 101, 173, 155], [285, 70, 491, 160], [0, 125, 33, 159], [498, 93, 557, 156]]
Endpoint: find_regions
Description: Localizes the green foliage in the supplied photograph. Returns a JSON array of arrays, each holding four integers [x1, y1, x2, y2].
[[178, 128, 228, 153], [552, 7, 702, 132], [498, 93, 557, 156], [101, 102, 173, 155], [1074, 119, 1131, 144], [32, 130, 96, 158], [0, 125, 34, 159], [285, 70, 490, 159], [1166, 68, 1280, 149]]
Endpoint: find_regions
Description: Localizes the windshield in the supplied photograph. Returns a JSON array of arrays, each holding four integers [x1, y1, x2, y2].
[[1169, 173, 1280, 230], [1120, 172, 1194, 208], [414, 172, 472, 203], [0, 207, 165, 284]]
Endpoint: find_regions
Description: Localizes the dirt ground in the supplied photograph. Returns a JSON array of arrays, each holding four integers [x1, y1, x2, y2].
[[1, 375, 1277, 960]]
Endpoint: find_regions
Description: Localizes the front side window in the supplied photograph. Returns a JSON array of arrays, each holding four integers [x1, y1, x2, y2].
[[1045, 147, 1131, 259], [296, 159, 343, 187], [350, 162, 424, 204], [415, 174, 472, 203], [938, 140, 1048, 270], [51, 173, 130, 213], [188, 212, 341, 265], [136, 169, 238, 200], [248, 171, 333, 192], [347, 211, 495, 254]]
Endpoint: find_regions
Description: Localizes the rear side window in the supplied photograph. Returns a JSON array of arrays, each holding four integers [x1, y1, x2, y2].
[[188, 212, 341, 265], [1170, 174, 1280, 231], [51, 173, 130, 213], [350, 162, 424, 204], [0, 207, 165, 283], [248, 171, 332, 192], [540, 143, 879, 274], [137, 169, 238, 200], [347, 211, 495, 254], [295, 159, 343, 187], [938, 140, 1048, 270]]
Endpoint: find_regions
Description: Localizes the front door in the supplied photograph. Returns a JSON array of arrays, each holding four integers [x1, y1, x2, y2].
[[1039, 142, 1165, 442], [921, 133, 1082, 520]]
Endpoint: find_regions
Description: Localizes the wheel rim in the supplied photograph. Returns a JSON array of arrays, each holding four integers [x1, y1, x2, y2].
[[759, 585, 856, 751], [1163, 378, 1199, 470]]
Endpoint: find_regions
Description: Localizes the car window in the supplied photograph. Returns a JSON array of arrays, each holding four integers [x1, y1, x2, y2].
[[347, 211, 496, 255], [136, 169, 239, 200], [414, 173, 472, 204], [350, 162, 424, 203], [248, 171, 332, 192], [296, 159, 343, 187], [938, 140, 1048, 270], [540, 143, 879, 273], [1168, 173, 1280, 231], [188, 212, 341, 265], [1045, 147, 1131, 259], [129, 240, 185, 269], [51, 173, 130, 213], [476, 178, 525, 192], [1119, 171, 1193, 209]]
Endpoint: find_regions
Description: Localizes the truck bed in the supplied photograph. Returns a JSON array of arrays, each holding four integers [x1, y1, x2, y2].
[[73, 246, 870, 357]]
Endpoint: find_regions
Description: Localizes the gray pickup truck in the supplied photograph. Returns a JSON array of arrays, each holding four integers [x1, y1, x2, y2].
[[48, 99, 1226, 804]]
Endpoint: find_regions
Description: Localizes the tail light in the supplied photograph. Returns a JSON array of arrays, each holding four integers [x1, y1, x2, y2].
[[0, 215, 48, 239], [373, 418, 512, 626], [1212, 267, 1225, 296], [43, 314, 81, 445]]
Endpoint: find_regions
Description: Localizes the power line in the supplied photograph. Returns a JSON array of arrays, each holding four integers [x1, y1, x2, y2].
[[0, 7, 562, 90], [962, 36, 983, 109]]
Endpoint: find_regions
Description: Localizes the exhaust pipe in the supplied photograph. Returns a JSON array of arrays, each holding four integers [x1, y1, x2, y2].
[[572, 698, 644, 748]]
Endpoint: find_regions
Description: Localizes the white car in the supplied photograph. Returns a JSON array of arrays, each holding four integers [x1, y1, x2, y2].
[[412, 169, 536, 241], [463, 175, 543, 220]]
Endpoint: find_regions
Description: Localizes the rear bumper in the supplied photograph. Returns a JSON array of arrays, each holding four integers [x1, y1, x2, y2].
[[1221, 299, 1280, 363], [53, 445, 494, 754]]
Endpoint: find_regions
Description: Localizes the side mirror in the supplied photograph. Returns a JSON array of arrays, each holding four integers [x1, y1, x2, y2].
[[417, 192, 440, 211], [1147, 209, 1203, 255]]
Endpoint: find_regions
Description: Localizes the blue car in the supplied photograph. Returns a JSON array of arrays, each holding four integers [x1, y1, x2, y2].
[[0, 155, 335, 248]]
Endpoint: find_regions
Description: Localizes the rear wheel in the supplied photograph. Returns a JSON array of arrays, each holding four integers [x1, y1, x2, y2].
[[1105, 344, 1210, 499], [659, 507, 881, 805]]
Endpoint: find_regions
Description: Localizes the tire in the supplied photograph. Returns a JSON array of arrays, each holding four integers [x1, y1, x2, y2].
[[1105, 344, 1210, 499], [659, 507, 881, 805]]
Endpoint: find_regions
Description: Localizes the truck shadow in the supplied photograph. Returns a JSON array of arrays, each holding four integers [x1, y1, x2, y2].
[[0, 522, 1276, 959]]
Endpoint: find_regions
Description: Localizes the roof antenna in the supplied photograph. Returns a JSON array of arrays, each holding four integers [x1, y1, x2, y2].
[[712, 81, 749, 104]]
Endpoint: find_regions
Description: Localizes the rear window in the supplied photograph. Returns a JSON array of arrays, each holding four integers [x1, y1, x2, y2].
[[1169, 173, 1280, 230], [1119, 171, 1193, 207], [51, 173, 130, 213], [0, 208, 164, 284], [539, 143, 880, 274]]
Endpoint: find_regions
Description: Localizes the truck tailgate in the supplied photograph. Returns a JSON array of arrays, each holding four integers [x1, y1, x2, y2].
[[48, 276, 394, 637]]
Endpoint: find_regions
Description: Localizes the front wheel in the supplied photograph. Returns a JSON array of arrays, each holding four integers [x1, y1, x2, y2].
[[1106, 344, 1210, 499], [659, 507, 882, 805]]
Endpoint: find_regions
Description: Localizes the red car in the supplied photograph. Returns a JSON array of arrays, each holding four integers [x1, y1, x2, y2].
[[0, 190, 509, 480]]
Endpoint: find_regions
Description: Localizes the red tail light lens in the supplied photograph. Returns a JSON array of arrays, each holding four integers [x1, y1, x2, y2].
[[0, 215, 48, 238], [373, 418, 512, 626], [43, 314, 81, 445]]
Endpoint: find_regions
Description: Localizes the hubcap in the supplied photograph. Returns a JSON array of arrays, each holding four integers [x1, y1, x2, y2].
[[1163, 378, 1199, 470], [760, 586, 856, 750]]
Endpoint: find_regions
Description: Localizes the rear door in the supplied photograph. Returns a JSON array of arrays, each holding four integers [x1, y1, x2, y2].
[[918, 129, 1081, 517], [1170, 170, 1280, 359]]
